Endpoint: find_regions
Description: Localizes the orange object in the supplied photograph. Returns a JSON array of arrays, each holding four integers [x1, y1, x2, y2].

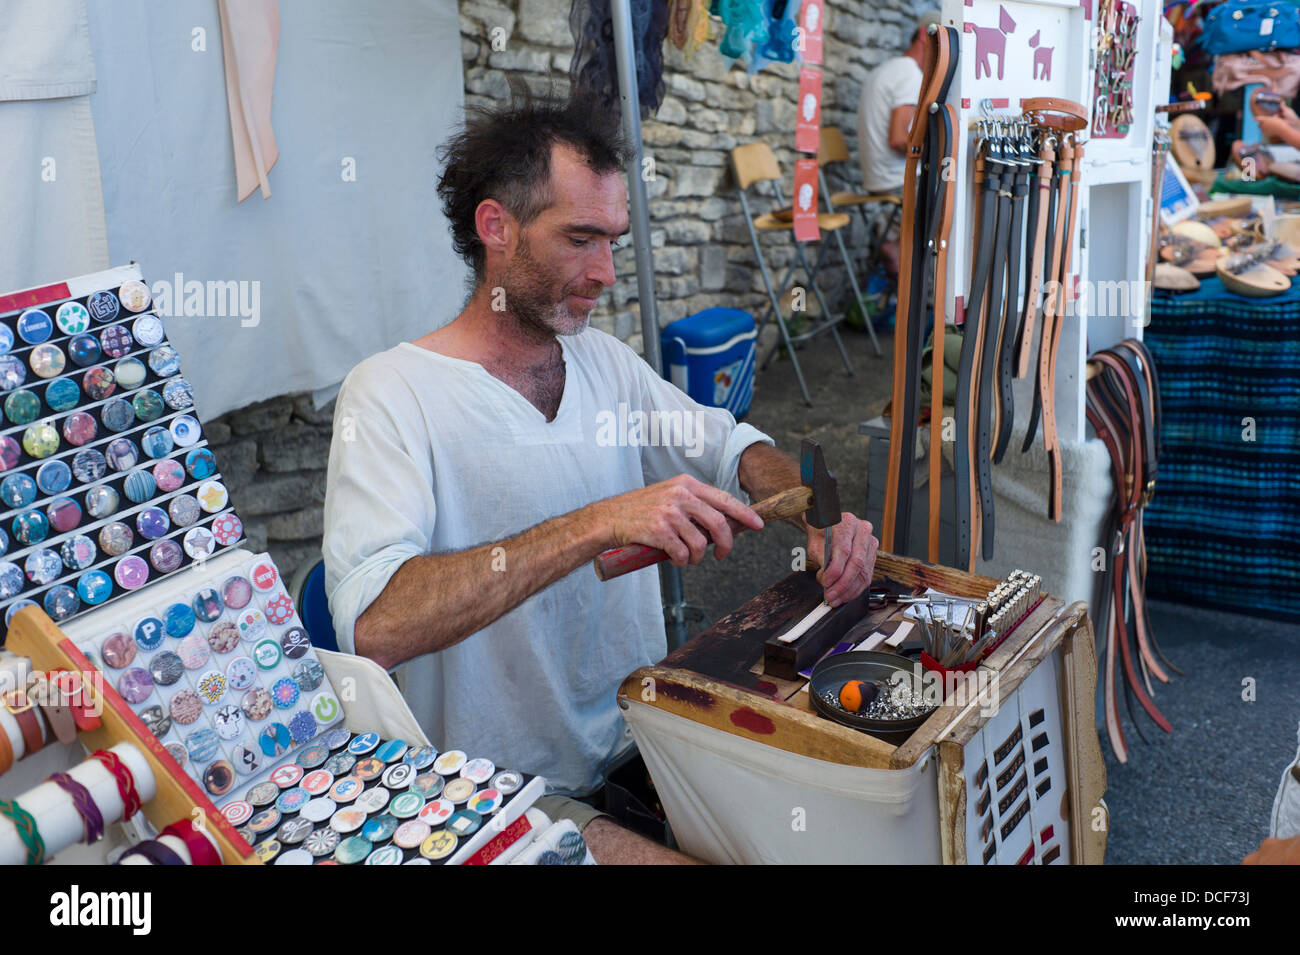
[[839, 680, 871, 712]]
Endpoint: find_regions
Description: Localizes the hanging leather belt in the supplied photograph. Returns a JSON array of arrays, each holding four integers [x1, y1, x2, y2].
[[1015, 136, 1055, 379], [927, 104, 958, 564], [881, 24, 958, 555], [991, 146, 1031, 465]]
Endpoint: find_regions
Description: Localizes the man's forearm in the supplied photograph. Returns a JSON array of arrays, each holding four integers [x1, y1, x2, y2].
[[354, 506, 613, 669], [738, 442, 810, 532]]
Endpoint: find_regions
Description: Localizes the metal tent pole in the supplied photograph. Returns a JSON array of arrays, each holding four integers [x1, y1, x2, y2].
[[609, 0, 688, 650]]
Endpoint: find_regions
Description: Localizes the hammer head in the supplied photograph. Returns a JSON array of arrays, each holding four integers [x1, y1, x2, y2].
[[800, 438, 840, 530]]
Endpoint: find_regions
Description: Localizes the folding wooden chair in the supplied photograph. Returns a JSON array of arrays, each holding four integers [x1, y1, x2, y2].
[[731, 142, 855, 407]]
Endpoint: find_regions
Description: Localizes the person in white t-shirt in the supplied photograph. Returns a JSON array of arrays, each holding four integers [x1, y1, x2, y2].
[[322, 90, 880, 865], [856, 10, 941, 276]]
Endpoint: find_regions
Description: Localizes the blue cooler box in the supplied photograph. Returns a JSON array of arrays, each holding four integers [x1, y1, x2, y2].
[[660, 308, 756, 420]]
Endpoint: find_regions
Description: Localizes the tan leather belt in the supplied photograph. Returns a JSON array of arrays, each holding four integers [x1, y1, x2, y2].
[[927, 105, 958, 564], [1016, 136, 1055, 379]]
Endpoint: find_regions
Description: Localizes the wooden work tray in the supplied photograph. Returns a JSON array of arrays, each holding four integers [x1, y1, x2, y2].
[[619, 551, 1107, 864]]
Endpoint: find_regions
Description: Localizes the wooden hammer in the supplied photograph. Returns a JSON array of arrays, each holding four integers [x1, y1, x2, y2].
[[592, 438, 840, 581]]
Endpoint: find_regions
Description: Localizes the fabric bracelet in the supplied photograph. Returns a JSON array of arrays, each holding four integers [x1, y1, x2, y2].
[[119, 839, 186, 866], [0, 798, 45, 865], [48, 772, 105, 844], [161, 820, 222, 866], [89, 750, 142, 821]]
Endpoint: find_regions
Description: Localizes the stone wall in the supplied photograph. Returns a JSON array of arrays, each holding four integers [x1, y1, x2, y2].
[[223, 0, 925, 584]]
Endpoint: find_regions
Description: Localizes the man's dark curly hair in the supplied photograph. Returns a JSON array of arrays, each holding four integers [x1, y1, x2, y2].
[[437, 82, 631, 283]]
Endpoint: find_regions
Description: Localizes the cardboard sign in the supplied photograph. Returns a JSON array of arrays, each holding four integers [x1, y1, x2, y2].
[[793, 158, 820, 242], [795, 66, 822, 154], [800, 0, 824, 64]]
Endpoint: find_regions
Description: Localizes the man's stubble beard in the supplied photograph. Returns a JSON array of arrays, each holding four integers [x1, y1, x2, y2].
[[498, 234, 593, 340]]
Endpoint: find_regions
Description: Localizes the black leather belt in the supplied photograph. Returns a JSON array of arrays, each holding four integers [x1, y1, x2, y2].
[[992, 152, 1030, 465]]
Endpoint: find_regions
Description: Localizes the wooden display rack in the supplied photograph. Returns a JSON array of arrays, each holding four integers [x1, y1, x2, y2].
[[619, 551, 1106, 864], [5, 606, 259, 865]]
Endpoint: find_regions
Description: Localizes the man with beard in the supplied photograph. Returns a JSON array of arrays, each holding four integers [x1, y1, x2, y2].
[[323, 91, 878, 863]]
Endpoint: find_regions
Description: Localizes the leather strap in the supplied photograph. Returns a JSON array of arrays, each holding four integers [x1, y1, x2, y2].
[[89, 749, 143, 821], [1022, 97, 1089, 131], [1045, 141, 1083, 522], [1017, 137, 1055, 379], [37, 699, 77, 746], [0, 723, 12, 776], [975, 146, 1012, 559], [928, 104, 958, 564], [992, 153, 1030, 463], [162, 820, 223, 866], [1022, 143, 1064, 454], [3, 690, 45, 760]]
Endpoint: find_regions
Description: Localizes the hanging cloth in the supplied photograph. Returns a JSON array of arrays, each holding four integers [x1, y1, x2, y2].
[[569, 0, 669, 120], [668, 0, 711, 58], [217, 0, 280, 201], [716, 0, 768, 63]]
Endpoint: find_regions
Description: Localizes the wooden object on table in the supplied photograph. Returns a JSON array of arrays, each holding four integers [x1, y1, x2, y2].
[[761, 586, 873, 680], [1169, 114, 1214, 179], [4, 607, 258, 865]]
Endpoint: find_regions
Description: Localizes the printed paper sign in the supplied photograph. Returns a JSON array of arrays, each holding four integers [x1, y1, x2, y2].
[[793, 158, 820, 242], [795, 67, 822, 154], [800, 0, 824, 64]]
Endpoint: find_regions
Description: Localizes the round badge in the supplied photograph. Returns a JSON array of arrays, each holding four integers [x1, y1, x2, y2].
[[118, 281, 151, 312], [113, 357, 146, 390], [403, 746, 437, 771], [17, 309, 53, 344], [238, 608, 268, 642], [222, 576, 252, 609], [2, 596, 35, 620], [0, 325, 9, 355], [204, 760, 236, 796], [295, 659, 325, 693], [442, 777, 476, 804], [273, 850, 311, 868], [419, 829, 458, 860], [191, 586, 223, 622], [4, 390, 39, 425], [389, 791, 425, 819], [211, 512, 243, 546], [0, 436, 20, 471], [393, 820, 432, 850], [185, 727, 220, 762], [23, 548, 60, 585], [0, 356, 26, 391], [207, 621, 240, 653], [100, 325, 133, 358], [15, 514, 51, 547], [22, 423, 60, 459], [43, 377, 80, 412], [254, 839, 281, 863], [280, 627, 310, 659], [288, 711, 317, 743], [353, 757, 384, 781], [148, 346, 181, 377], [301, 769, 334, 794], [84, 485, 119, 520], [152, 458, 185, 492], [375, 739, 409, 764], [132, 390, 164, 422], [100, 522, 134, 558], [259, 721, 292, 757], [1, 474, 37, 508], [262, 595, 294, 629], [100, 397, 134, 433], [225, 655, 256, 690], [354, 787, 390, 814], [42, 585, 79, 621], [100, 631, 137, 669], [148, 539, 184, 574], [301, 831, 338, 857], [29, 344, 66, 378], [64, 415, 99, 449], [250, 562, 278, 591], [253, 638, 281, 670], [361, 814, 400, 843], [0, 526, 8, 556], [184, 447, 217, 480], [329, 776, 364, 803], [276, 787, 310, 814], [68, 335, 101, 367], [270, 763, 305, 789], [334, 834, 371, 864], [120, 470, 154, 505], [460, 758, 495, 784], [56, 301, 91, 335], [348, 731, 380, 755], [410, 774, 445, 799], [148, 650, 184, 686], [242, 687, 273, 722], [433, 750, 467, 776], [133, 616, 165, 650], [467, 788, 502, 815], [87, 290, 119, 323], [182, 525, 216, 559], [0, 563, 25, 600], [381, 763, 415, 789], [114, 554, 149, 589], [169, 688, 203, 725], [324, 752, 356, 776], [247, 808, 281, 834], [168, 493, 200, 527], [196, 669, 226, 703], [162, 378, 193, 410], [170, 414, 201, 446], [82, 365, 115, 400], [132, 314, 164, 345], [76, 569, 113, 606], [138, 704, 171, 738], [323, 727, 352, 750], [245, 782, 279, 808], [214, 704, 244, 739], [116, 668, 154, 704], [366, 844, 406, 865], [141, 426, 174, 459], [276, 816, 313, 845], [271, 677, 299, 709], [196, 479, 228, 513], [300, 797, 337, 823], [233, 743, 262, 776], [222, 800, 254, 827], [45, 496, 82, 532], [164, 601, 196, 637], [447, 809, 483, 837]]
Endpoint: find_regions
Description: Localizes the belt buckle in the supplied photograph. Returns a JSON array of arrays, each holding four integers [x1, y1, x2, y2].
[[3, 687, 34, 716]]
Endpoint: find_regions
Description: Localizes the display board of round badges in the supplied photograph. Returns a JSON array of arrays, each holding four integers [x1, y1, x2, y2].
[[217, 729, 536, 866], [0, 271, 243, 639], [65, 551, 344, 804]]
